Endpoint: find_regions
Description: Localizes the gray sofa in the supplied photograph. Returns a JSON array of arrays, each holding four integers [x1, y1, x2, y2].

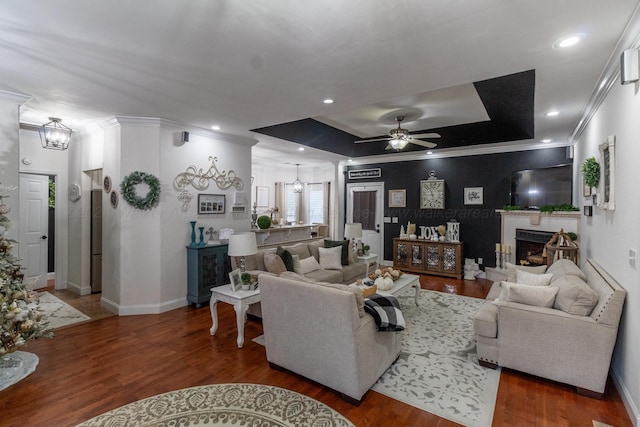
[[232, 238, 367, 284], [259, 274, 402, 404], [473, 258, 626, 398]]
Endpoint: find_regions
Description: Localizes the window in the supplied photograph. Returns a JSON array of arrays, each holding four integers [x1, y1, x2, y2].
[[306, 183, 325, 224], [282, 182, 328, 225], [284, 184, 301, 224]]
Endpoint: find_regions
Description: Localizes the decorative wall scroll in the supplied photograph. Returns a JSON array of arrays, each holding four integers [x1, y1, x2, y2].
[[174, 156, 244, 191]]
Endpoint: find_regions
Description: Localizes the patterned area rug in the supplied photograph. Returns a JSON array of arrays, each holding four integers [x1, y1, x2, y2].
[[37, 292, 91, 329], [76, 383, 355, 427], [372, 289, 501, 427]]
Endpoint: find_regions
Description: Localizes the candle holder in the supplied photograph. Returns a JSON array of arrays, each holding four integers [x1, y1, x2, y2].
[[495, 250, 512, 270]]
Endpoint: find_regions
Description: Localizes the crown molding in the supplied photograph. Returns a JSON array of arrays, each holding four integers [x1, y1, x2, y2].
[[0, 89, 32, 105]]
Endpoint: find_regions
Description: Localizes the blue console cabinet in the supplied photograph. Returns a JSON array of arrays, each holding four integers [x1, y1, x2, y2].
[[186, 244, 230, 308]]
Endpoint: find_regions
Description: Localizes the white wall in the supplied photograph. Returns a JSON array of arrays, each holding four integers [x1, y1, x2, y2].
[[574, 80, 640, 424], [98, 118, 256, 315]]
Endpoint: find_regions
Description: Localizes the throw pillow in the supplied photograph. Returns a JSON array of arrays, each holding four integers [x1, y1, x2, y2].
[[505, 262, 548, 283], [297, 255, 322, 274], [516, 269, 553, 286], [319, 246, 343, 270], [552, 275, 599, 316], [291, 254, 301, 273], [324, 239, 349, 266], [499, 281, 558, 308], [276, 246, 295, 271], [263, 253, 287, 274], [546, 258, 588, 283]]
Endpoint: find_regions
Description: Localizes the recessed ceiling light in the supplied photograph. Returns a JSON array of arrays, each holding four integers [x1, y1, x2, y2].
[[553, 34, 584, 49], [298, 147, 305, 151], [323, 99, 334, 104], [348, 159, 353, 162], [541, 138, 553, 143], [211, 125, 221, 131], [546, 111, 559, 117], [426, 151, 433, 155]]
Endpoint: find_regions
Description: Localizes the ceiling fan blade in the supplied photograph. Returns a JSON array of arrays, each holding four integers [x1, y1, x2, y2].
[[409, 132, 441, 138], [354, 137, 392, 144], [409, 139, 437, 149]]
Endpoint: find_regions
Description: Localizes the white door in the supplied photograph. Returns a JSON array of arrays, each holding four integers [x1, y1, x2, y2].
[[19, 174, 49, 289], [346, 182, 384, 264]]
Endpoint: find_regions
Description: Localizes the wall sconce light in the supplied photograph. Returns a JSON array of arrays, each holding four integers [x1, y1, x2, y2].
[[39, 117, 72, 150], [621, 48, 639, 85]]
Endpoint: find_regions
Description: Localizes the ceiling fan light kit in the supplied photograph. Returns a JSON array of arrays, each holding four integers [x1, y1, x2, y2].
[[355, 115, 439, 151]]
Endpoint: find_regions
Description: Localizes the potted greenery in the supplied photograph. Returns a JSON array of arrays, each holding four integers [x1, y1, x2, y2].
[[363, 244, 370, 255], [241, 272, 252, 291], [257, 215, 271, 229]]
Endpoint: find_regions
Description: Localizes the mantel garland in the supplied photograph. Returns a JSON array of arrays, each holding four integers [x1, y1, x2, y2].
[[120, 171, 161, 210], [174, 156, 244, 191]]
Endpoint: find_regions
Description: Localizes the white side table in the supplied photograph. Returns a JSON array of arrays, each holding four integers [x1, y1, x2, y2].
[[357, 253, 377, 277], [209, 284, 261, 348]]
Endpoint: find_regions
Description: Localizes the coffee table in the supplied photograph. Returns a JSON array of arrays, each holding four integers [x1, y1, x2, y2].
[[209, 284, 261, 348], [363, 273, 420, 306]]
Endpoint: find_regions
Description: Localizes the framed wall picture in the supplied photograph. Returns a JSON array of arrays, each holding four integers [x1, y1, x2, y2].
[[583, 180, 592, 197], [464, 187, 483, 205], [256, 186, 269, 207], [110, 190, 118, 208], [103, 175, 112, 193], [388, 189, 406, 207], [228, 268, 242, 291], [198, 194, 225, 214]]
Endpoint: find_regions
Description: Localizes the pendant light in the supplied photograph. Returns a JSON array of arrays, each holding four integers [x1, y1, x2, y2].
[[39, 117, 73, 150], [292, 164, 303, 193]]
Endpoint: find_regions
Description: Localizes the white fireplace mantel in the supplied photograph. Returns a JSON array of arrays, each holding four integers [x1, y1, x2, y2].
[[497, 210, 580, 265]]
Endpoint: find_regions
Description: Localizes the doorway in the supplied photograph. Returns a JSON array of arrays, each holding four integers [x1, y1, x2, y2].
[[19, 173, 54, 289], [346, 182, 384, 264]]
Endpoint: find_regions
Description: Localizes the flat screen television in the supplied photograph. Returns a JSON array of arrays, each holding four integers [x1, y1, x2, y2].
[[510, 164, 573, 209]]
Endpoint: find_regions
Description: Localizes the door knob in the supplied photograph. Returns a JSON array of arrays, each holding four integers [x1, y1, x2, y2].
[[41, 235, 48, 240]]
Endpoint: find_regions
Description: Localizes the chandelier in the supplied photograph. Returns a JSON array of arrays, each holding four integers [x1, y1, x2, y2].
[[292, 163, 303, 193], [39, 117, 72, 150]]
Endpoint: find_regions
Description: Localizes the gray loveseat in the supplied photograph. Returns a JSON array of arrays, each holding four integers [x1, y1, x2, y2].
[[232, 238, 367, 284], [473, 258, 626, 398], [259, 274, 402, 404]]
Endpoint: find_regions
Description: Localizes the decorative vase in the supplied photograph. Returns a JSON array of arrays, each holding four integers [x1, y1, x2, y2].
[[198, 227, 205, 246], [241, 282, 250, 291], [189, 221, 197, 246]]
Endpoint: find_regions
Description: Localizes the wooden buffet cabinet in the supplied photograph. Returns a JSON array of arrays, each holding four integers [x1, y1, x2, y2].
[[393, 238, 463, 279]]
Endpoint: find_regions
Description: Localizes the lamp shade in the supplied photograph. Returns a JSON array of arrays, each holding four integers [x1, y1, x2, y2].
[[228, 232, 258, 256], [344, 223, 363, 239]]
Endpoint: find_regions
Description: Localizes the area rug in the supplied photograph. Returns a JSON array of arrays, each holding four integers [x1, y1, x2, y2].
[[37, 292, 91, 329], [372, 289, 501, 427], [75, 383, 355, 427], [0, 351, 39, 391]]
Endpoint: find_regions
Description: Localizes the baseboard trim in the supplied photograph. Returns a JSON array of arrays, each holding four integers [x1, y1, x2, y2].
[[611, 367, 639, 427], [99, 296, 188, 316], [67, 280, 92, 296]]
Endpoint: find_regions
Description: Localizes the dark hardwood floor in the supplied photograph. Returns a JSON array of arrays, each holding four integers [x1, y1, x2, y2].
[[1, 275, 631, 427]]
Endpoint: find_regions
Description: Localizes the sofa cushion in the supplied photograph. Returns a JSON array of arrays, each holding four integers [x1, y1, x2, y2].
[[324, 239, 350, 265], [499, 281, 559, 308], [305, 268, 343, 283], [264, 253, 287, 274], [284, 242, 311, 261], [276, 246, 294, 271], [296, 255, 322, 274], [547, 258, 588, 283], [307, 239, 324, 261], [516, 269, 553, 286], [319, 246, 343, 270], [505, 262, 548, 282], [553, 275, 599, 316]]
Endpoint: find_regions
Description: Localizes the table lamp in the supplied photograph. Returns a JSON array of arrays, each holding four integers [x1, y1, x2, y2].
[[228, 232, 258, 272], [344, 223, 363, 255]]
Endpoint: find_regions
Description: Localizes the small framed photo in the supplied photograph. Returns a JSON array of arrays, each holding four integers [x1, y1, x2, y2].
[[583, 180, 592, 197], [228, 268, 242, 291], [110, 190, 118, 208], [388, 189, 406, 208], [198, 194, 225, 214], [464, 187, 483, 205]]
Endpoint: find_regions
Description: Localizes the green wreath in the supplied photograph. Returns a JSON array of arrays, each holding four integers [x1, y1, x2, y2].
[[120, 171, 161, 210]]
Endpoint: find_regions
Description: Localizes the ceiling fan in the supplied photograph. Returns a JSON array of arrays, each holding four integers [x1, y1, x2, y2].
[[354, 116, 440, 150]]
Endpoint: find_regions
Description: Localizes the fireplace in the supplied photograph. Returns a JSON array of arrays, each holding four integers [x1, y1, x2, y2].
[[515, 229, 554, 266]]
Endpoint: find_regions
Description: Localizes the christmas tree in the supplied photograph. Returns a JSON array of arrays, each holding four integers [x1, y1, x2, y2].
[[0, 184, 52, 356]]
